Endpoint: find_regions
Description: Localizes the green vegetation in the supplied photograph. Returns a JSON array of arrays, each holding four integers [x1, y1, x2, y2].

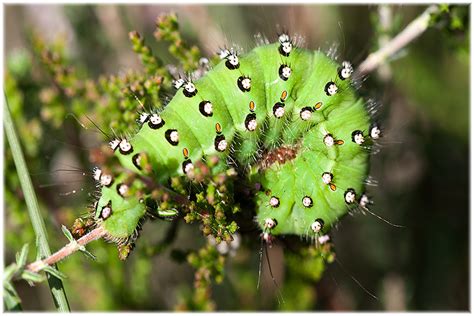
[[4, 5, 469, 311]]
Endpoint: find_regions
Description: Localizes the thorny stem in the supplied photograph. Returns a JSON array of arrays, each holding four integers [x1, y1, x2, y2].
[[25, 175, 192, 274], [27, 226, 106, 273], [357, 5, 440, 75]]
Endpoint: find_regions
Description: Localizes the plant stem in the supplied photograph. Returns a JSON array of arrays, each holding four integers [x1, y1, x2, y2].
[[376, 5, 393, 81], [4, 93, 70, 311], [357, 5, 440, 75], [27, 226, 106, 273]]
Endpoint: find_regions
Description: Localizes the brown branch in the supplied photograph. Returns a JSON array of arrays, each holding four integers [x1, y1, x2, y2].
[[27, 226, 106, 273], [357, 5, 440, 76]]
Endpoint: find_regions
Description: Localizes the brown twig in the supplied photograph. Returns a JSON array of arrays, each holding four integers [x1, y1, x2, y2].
[[357, 5, 440, 76], [27, 226, 106, 273]]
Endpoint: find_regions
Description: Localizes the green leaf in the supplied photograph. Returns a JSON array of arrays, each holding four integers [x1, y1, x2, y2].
[[16, 244, 29, 268], [61, 225, 74, 243], [439, 4, 450, 13], [78, 245, 97, 261], [3, 281, 22, 311], [3, 263, 18, 282], [43, 266, 67, 281], [21, 270, 46, 285], [157, 208, 179, 220]]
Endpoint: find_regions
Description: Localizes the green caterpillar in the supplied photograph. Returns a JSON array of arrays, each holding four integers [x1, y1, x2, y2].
[[91, 33, 380, 247]]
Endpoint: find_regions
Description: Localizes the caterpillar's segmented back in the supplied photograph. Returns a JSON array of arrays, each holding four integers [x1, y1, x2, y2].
[[92, 34, 379, 245]]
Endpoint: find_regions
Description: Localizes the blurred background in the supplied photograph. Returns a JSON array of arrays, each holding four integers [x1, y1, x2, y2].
[[4, 4, 469, 311]]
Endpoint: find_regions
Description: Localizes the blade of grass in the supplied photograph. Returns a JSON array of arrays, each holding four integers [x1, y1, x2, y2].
[[4, 92, 70, 312]]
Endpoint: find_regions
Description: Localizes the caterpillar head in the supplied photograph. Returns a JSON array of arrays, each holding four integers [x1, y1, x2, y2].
[[93, 173, 147, 246]]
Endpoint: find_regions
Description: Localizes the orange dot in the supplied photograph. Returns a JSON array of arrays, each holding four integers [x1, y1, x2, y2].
[[315, 102, 323, 110], [329, 183, 337, 191], [183, 148, 189, 158], [280, 90, 288, 102], [249, 101, 255, 111], [215, 122, 222, 133], [336, 140, 344, 145]]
